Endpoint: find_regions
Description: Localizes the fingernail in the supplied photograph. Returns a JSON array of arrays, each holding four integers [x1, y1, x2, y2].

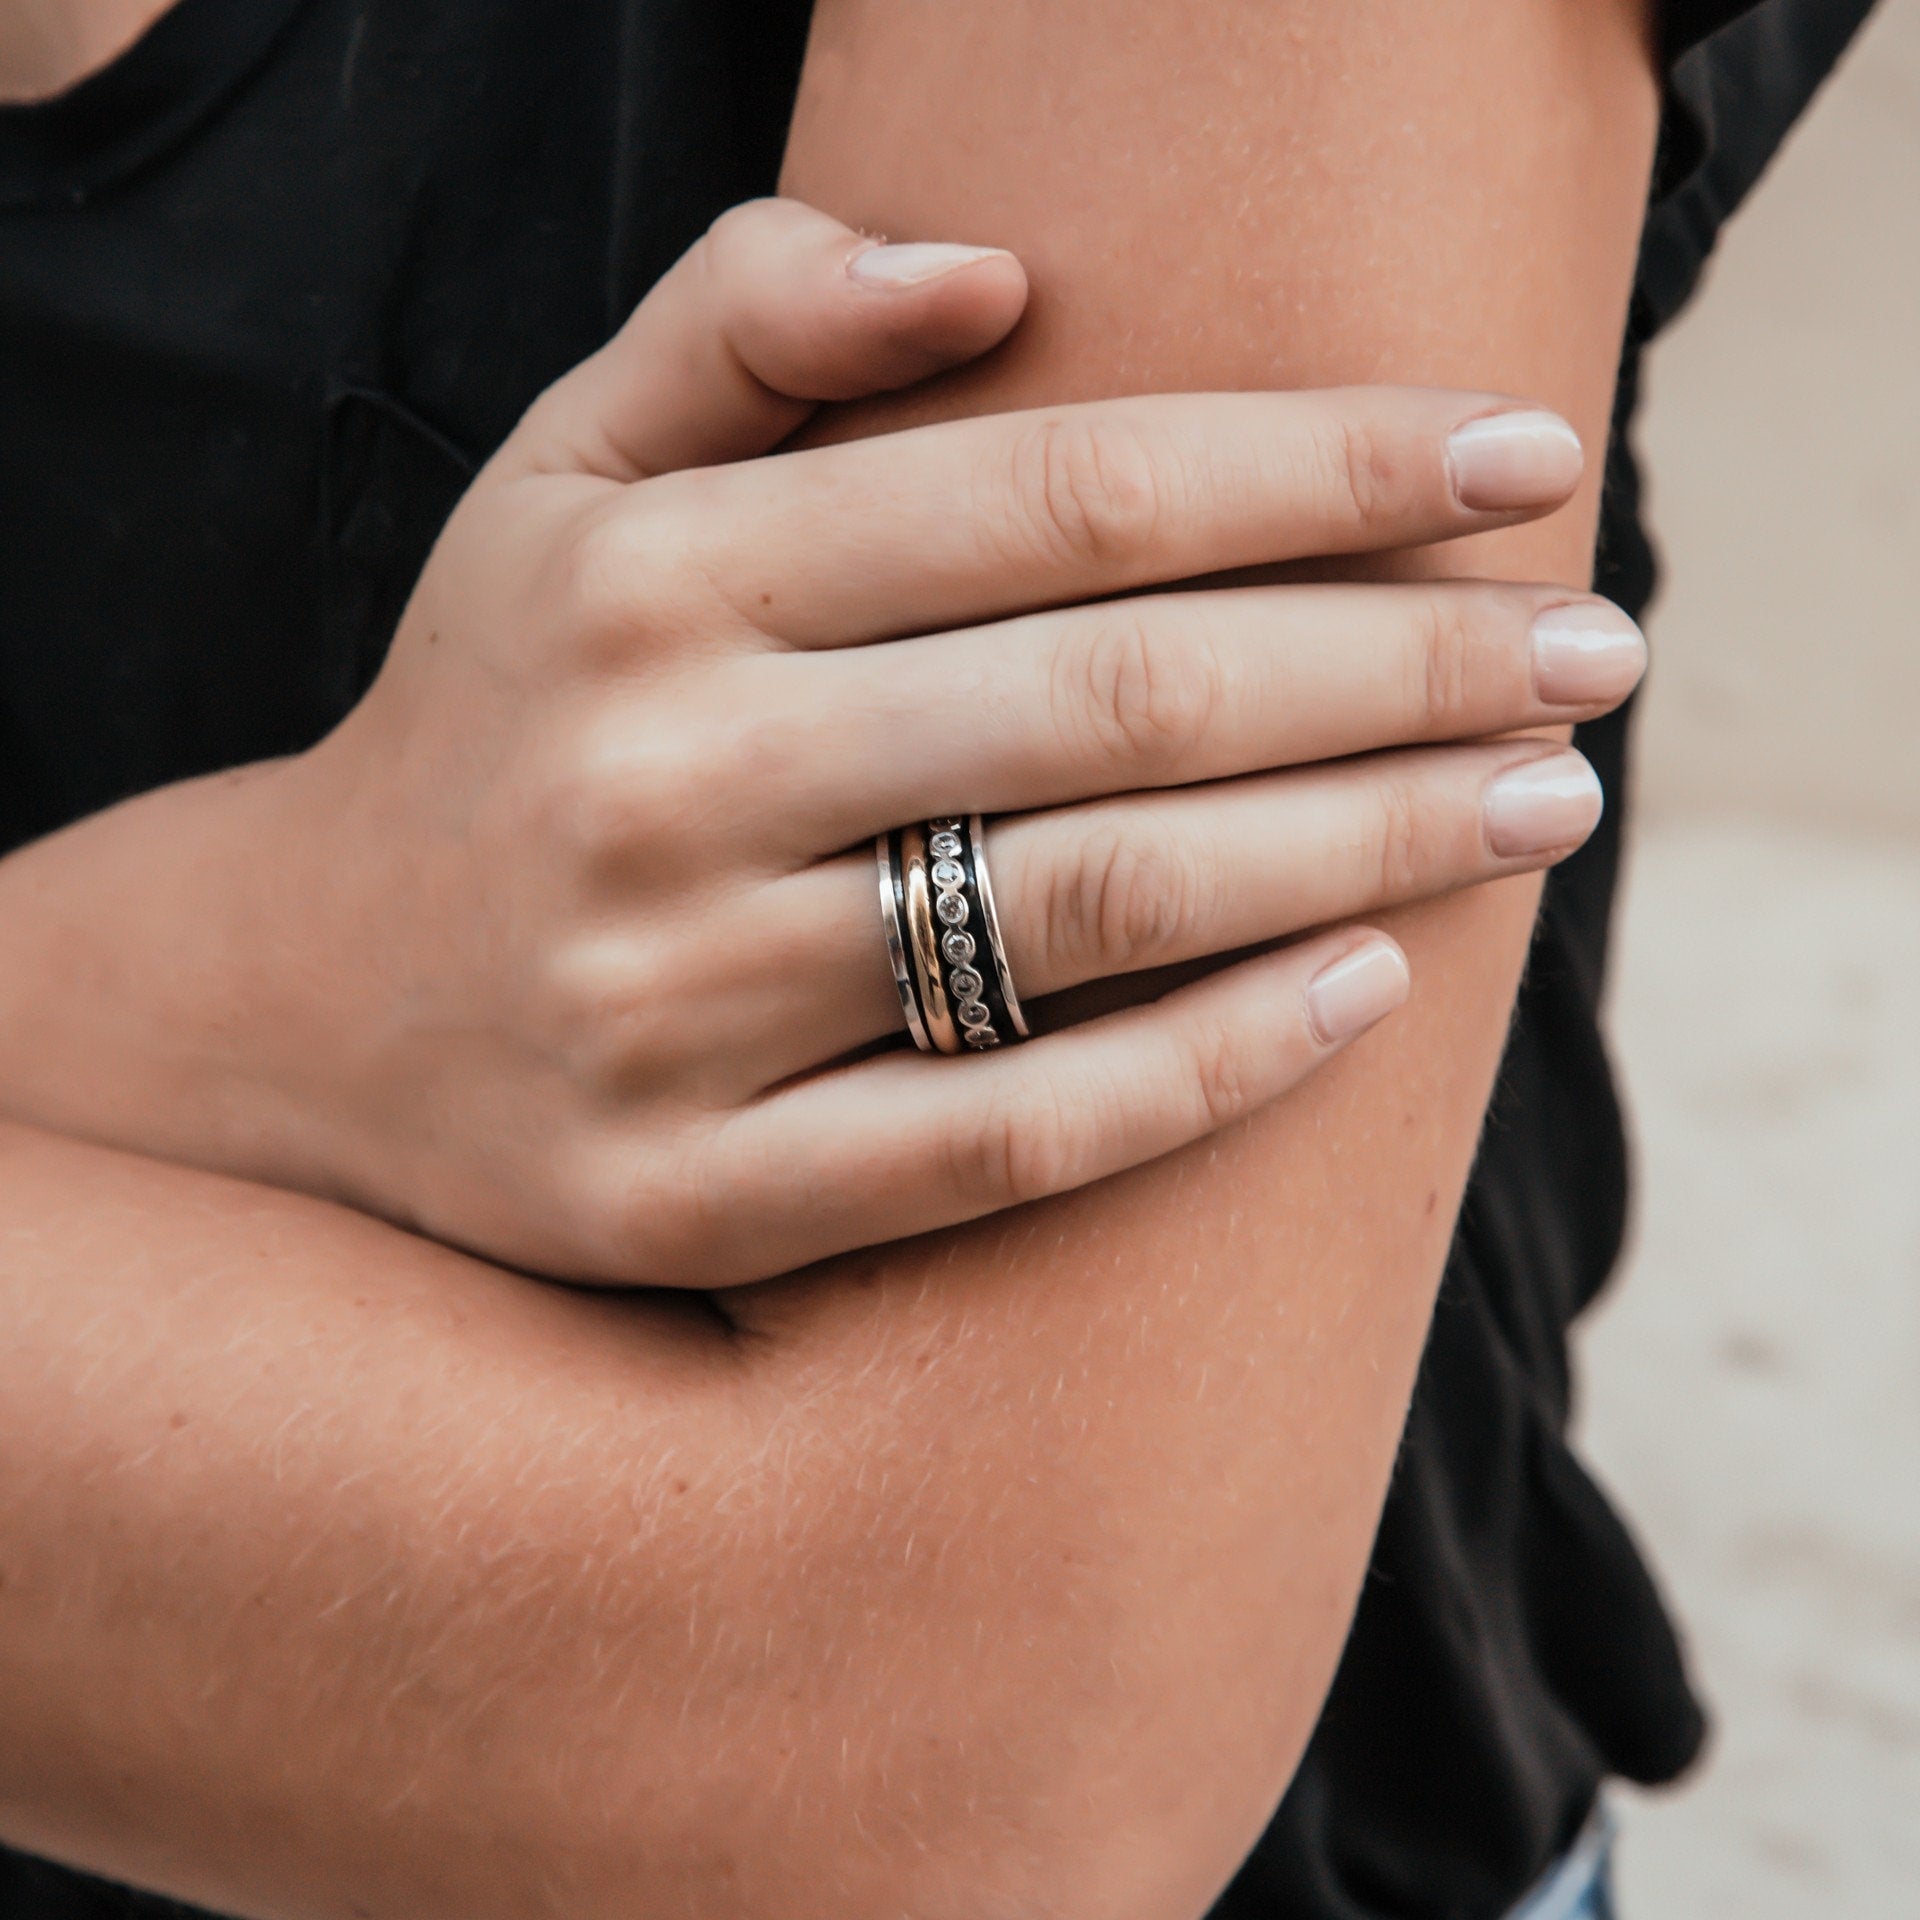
[[1306, 939, 1411, 1047], [1447, 410, 1583, 511], [1531, 601, 1648, 706], [1484, 751, 1604, 858], [848, 241, 1007, 287]]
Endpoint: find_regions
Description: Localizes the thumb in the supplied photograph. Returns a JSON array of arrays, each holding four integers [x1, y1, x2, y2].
[[500, 197, 1028, 484]]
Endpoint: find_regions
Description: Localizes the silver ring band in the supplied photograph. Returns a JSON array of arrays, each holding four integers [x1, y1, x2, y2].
[[876, 830, 932, 1052]]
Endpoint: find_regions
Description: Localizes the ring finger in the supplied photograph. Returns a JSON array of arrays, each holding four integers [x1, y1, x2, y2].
[[738, 737, 1601, 1085]]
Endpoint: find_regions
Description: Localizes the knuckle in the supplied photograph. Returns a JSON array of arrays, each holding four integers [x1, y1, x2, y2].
[[1368, 771, 1429, 898], [1309, 413, 1415, 530], [1181, 1016, 1255, 1132], [533, 688, 764, 871], [700, 197, 779, 270], [1066, 607, 1222, 777], [1008, 412, 1166, 568], [573, 1125, 739, 1288], [692, 199, 807, 325], [532, 936, 674, 1087], [555, 483, 724, 659], [947, 1078, 1086, 1210], [556, 502, 667, 650], [697, 693, 806, 819], [565, 1144, 648, 1275], [653, 1129, 752, 1286], [535, 729, 688, 863], [1412, 593, 1482, 732], [1045, 812, 1203, 978]]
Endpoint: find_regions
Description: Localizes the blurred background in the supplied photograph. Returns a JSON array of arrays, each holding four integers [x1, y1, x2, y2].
[[1576, 0, 1920, 1911]]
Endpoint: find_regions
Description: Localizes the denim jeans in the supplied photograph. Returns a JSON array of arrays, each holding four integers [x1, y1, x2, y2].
[[1505, 1803, 1617, 1920]]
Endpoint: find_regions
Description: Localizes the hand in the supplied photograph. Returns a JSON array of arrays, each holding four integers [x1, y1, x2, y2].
[[12, 200, 1641, 1287]]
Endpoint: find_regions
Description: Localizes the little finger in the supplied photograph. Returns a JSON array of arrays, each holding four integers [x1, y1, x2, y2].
[[644, 929, 1410, 1285]]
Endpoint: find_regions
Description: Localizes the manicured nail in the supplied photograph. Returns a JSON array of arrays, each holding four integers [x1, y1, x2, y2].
[[1306, 939, 1411, 1047], [1484, 751, 1604, 858], [848, 242, 1007, 287], [1531, 601, 1648, 706], [1447, 410, 1583, 511]]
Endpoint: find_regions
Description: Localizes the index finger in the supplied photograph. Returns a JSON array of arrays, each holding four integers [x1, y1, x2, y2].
[[638, 387, 1582, 648]]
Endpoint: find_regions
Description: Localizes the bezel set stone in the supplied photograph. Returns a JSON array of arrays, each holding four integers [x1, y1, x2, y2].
[[926, 820, 1003, 1049]]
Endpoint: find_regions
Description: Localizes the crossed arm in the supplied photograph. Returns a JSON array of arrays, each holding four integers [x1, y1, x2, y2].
[[0, 1, 1659, 1915]]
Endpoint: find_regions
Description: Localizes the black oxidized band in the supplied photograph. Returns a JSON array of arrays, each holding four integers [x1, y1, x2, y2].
[[931, 816, 1029, 1052]]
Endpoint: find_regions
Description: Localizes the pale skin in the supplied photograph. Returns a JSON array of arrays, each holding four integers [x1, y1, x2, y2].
[[0, 2, 1660, 1918]]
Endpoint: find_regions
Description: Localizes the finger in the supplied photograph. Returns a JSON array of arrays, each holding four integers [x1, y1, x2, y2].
[[983, 742, 1601, 996], [499, 198, 1027, 483], [637, 386, 1583, 647], [738, 739, 1600, 1082], [638, 930, 1410, 1286], [764, 583, 1644, 852]]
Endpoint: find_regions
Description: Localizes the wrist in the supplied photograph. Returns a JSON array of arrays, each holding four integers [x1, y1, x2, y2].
[[0, 752, 360, 1204]]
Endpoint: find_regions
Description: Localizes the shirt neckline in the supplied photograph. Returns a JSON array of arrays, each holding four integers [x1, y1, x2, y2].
[[0, 0, 312, 209]]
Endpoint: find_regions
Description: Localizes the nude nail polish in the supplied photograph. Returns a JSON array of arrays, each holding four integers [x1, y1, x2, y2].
[[1484, 751, 1604, 859], [1447, 411, 1584, 511], [848, 242, 1006, 286], [1531, 601, 1648, 705], [1306, 940, 1411, 1047]]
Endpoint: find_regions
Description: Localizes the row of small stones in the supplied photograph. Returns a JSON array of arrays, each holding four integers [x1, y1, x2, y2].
[[926, 818, 1001, 1050]]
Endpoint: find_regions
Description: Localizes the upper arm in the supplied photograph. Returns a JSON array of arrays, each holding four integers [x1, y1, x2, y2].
[[752, 0, 1663, 1905]]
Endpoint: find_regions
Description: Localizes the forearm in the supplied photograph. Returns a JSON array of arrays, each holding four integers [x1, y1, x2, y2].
[[1, 1124, 1034, 1919], [2, 1117, 1326, 1920], [0, 1123, 729, 1916], [0, 759, 349, 1198]]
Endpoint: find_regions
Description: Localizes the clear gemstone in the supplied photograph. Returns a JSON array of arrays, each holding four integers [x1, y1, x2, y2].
[[948, 966, 985, 1000], [935, 892, 969, 926], [930, 858, 966, 890], [942, 930, 977, 966], [958, 999, 992, 1028], [929, 830, 963, 859], [928, 817, 962, 834], [963, 1026, 1000, 1049]]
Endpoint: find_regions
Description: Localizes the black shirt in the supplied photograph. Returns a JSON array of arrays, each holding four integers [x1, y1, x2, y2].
[[0, 2, 1878, 1914]]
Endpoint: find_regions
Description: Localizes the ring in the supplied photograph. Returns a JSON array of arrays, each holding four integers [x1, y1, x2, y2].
[[964, 813, 1030, 1041], [901, 823, 962, 1054], [875, 815, 1031, 1053], [876, 828, 931, 1053]]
